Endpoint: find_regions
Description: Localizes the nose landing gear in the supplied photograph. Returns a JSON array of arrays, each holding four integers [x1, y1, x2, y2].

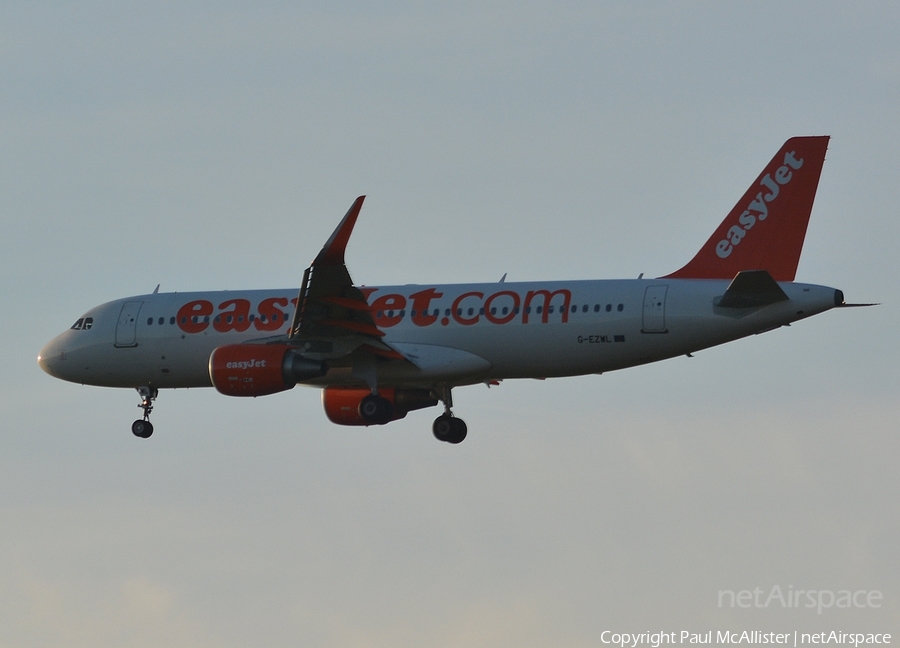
[[132, 386, 157, 438]]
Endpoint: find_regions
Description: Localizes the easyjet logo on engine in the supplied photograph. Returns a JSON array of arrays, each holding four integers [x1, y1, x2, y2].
[[715, 150, 804, 258], [225, 359, 267, 370]]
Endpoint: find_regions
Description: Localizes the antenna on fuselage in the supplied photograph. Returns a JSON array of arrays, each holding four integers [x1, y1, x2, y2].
[[152, 284, 160, 294]]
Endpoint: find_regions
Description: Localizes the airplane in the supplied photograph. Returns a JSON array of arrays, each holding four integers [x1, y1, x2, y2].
[[37, 136, 869, 444]]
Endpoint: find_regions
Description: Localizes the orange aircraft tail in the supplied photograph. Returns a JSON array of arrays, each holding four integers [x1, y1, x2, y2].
[[664, 136, 829, 281]]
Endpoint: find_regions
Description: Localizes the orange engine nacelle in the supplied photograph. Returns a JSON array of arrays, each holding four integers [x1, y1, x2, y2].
[[322, 386, 438, 426], [209, 344, 325, 397]]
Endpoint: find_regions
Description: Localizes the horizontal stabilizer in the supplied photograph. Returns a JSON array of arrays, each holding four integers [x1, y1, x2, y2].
[[716, 270, 789, 309]]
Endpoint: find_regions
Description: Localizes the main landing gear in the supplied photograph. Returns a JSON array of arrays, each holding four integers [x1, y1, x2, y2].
[[432, 414, 467, 444], [355, 385, 467, 442], [132, 386, 157, 439], [432, 386, 467, 444]]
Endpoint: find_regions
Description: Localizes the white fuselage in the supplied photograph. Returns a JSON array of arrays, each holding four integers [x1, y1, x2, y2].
[[38, 278, 839, 391]]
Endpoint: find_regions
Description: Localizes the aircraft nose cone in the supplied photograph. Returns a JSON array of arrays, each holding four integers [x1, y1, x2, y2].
[[37, 339, 62, 377]]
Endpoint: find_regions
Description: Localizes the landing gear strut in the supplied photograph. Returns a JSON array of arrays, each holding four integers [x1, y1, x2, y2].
[[432, 386, 467, 444], [132, 386, 157, 438]]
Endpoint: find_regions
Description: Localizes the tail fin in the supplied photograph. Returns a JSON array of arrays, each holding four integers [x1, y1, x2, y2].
[[664, 136, 829, 281]]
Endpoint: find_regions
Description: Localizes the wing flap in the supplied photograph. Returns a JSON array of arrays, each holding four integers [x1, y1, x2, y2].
[[388, 342, 491, 379]]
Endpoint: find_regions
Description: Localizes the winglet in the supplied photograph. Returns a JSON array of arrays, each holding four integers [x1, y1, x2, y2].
[[314, 195, 366, 266], [664, 137, 829, 281]]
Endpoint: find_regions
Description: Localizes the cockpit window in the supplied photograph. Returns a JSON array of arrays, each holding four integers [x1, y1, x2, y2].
[[70, 317, 93, 331]]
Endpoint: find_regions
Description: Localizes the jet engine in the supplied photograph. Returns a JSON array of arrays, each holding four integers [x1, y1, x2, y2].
[[209, 344, 325, 397], [322, 386, 438, 425]]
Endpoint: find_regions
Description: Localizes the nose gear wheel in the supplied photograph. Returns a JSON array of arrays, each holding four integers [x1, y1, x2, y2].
[[132, 386, 157, 438]]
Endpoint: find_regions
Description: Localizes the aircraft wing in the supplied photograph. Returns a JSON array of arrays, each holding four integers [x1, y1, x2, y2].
[[235, 198, 395, 356], [287, 196, 384, 341], [251, 198, 489, 382], [254, 196, 413, 368]]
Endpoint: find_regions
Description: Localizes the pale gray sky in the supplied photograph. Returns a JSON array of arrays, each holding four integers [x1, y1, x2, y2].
[[2, 2, 898, 646]]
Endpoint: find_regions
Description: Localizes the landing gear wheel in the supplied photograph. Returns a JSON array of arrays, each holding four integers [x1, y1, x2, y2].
[[133, 386, 158, 439], [132, 419, 154, 438], [358, 394, 394, 425], [433, 414, 467, 444], [433, 414, 454, 441], [447, 418, 467, 444]]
